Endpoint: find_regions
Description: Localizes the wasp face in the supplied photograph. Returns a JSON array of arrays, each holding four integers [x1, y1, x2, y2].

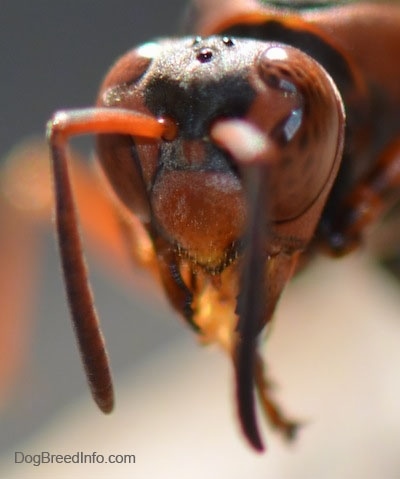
[[98, 36, 343, 273]]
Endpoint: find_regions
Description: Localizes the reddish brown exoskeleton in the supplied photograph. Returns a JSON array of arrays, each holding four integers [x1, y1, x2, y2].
[[44, 0, 400, 451]]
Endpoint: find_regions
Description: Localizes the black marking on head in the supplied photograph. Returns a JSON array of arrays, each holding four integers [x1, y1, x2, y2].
[[143, 38, 256, 138]]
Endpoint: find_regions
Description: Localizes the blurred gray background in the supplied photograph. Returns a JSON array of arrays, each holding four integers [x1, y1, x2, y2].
[[0, 0, 188, 453], [1, 0, 189, 156]]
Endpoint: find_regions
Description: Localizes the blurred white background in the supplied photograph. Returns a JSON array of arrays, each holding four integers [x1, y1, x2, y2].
[[1, 1, 400, 478]]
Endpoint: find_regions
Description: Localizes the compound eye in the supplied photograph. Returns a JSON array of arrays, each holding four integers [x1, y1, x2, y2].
[[249, 44, 344, 221], [99, 42, 162, 106], [260, 46, 298, 93]]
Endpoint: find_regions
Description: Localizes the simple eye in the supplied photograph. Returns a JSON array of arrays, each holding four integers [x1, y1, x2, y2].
[[196, 48, 213, 63], [222, 37, 235, 47]]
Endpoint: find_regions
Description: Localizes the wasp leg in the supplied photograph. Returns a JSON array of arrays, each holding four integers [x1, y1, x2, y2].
[[321, 138, 400, 257], [254, 353, 300, 441], [0, 140, 53, 404]]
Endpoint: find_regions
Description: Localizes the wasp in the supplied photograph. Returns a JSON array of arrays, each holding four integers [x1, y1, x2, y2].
[[3, 0, 400, 452]]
